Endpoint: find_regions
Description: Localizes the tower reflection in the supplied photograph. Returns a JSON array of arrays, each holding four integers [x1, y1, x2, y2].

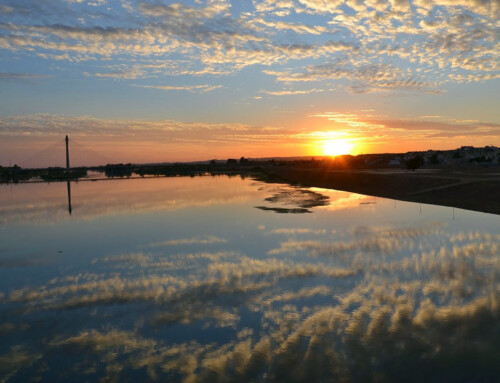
[[67, 180, 72, 215]]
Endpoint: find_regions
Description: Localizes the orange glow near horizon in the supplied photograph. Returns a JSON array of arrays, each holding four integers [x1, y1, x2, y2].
[[303, 130, 361, 157], [322, 139, 354, 157]]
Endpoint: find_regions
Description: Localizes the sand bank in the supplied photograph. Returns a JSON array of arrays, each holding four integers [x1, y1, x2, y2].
[[263, 166, 500, 215]]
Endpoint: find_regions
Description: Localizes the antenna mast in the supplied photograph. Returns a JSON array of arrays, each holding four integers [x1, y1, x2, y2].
[[65, 135, 70, 172]]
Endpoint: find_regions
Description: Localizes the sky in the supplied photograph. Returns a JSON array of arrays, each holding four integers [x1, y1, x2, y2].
[[0, 0, 499, 166]]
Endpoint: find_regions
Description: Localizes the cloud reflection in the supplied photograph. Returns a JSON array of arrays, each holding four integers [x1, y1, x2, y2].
[[0, 175, 259, 226], [149, 236, 227, 247], [1, 178, 499, 382]]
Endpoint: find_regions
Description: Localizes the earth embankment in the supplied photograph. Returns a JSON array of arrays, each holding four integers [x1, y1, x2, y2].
[[263, 166, 500, 215]]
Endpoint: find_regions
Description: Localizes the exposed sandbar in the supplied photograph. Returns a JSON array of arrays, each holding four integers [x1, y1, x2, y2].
[[263, 166, 500, 215]]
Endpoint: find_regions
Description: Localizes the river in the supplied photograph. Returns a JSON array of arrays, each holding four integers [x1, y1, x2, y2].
[[1, 174, 499, 382]]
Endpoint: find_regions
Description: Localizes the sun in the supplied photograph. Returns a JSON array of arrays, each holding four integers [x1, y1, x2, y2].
[[322, 139, 353, 156]]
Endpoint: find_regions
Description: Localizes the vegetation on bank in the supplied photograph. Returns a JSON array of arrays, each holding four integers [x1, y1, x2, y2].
[[0, 165, 87, 183], [2, 149, 499, 184], [405, 156, 425, 171], [0, 161, 264, 183]]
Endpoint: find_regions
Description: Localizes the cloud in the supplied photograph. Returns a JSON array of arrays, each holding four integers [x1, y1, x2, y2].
[[153, 305, 240, 328], [260, 285, 332, 305], [85, 66, 145, 79], [269, 228, 327, 235], [140, 84, 222, 93], [251, 17, 329, 35], [0, 0, 497, 96], [0, 175, 264, 224], [308, 111, 500, 143], [0, 72, 50, 82], [137, 1, 231, 18], [267, 237, 407, 257], [0, 255, 50, 268], [296, 0, 344, 13], [0, 113, 292, 163], [253, 0, 295, 14], [0, 347, 42, 382], [0, 114, 264, 137], [265, 61, 444, 94], [415, 0, 500, 16], [52, 329, 157, 354], [261, 88, 324, 96], [5, 254, 359, 311], [0, 107, 497, 167], [149, 236, 227, 247], [390, 0, 411, 12]]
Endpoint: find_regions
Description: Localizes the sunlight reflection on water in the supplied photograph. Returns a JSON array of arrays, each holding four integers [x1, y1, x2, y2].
[[0, 175, 499, 382]]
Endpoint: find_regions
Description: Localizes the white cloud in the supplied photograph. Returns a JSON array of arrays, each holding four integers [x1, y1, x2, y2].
[[296, 0, 344, 13], [140, 84, 222, 93], [261, 88, 324, 95], [0, 0, 497, 91]]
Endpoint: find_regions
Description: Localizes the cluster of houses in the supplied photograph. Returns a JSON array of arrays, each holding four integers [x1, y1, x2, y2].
[[389, 146, 500, 167]]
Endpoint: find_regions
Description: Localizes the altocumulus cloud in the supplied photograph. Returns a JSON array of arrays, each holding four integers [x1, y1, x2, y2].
[[0, 0, 497, 95]]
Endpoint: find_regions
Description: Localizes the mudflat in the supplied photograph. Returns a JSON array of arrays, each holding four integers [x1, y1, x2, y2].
[[263, 166, 500, 215]]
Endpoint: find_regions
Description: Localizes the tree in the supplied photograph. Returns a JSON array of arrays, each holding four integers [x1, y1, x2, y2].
[[430, 153, 439, 164], [405, 156, 424, 171]]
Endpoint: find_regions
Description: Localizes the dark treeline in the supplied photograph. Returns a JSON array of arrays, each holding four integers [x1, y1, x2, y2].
[[0, 165, 87, 183], [91, 161, 261, 179], [0, 156, 393, 184], [2, 149, 498, 184], [0, 160, 264, 183]]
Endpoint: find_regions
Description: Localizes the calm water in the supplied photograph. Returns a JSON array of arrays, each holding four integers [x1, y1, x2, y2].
[[1, 175, 499, 382]]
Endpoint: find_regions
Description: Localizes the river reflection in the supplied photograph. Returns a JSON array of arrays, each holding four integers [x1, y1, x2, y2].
[[0, 175, 499, 382]]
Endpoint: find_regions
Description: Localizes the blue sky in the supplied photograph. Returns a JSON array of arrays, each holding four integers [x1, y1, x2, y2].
[[0, 0, 499, 165]]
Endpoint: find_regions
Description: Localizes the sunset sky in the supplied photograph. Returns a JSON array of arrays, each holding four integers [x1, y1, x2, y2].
[[0, 0, 499, 166]]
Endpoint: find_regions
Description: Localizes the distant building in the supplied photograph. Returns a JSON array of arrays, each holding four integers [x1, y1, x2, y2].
[[388, 157, 402, 166]]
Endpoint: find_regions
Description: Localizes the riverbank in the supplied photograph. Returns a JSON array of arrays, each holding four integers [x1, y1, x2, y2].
[[262, 166, 500, 215]]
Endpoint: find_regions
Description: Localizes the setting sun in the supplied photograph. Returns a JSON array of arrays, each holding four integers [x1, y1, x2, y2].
[[322, 139, 353, 156]]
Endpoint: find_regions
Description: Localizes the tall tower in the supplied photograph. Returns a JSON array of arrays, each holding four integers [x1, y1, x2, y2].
[[65, 134, 70, 172]]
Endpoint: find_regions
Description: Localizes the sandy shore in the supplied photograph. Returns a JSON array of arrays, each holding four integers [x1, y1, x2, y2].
[[263, 166, 500, 216]]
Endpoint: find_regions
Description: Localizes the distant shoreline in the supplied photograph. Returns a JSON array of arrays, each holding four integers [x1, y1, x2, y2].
[[262, 166, 500, 216], [3, 162, 500, 216]]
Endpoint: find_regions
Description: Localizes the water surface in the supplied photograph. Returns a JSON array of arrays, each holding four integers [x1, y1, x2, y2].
[[1, 175, 499, 382]]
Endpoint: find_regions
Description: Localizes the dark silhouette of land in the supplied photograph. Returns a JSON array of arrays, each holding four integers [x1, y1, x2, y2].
[[2, 147, 499, 215], [261, 165, 500, 215]]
